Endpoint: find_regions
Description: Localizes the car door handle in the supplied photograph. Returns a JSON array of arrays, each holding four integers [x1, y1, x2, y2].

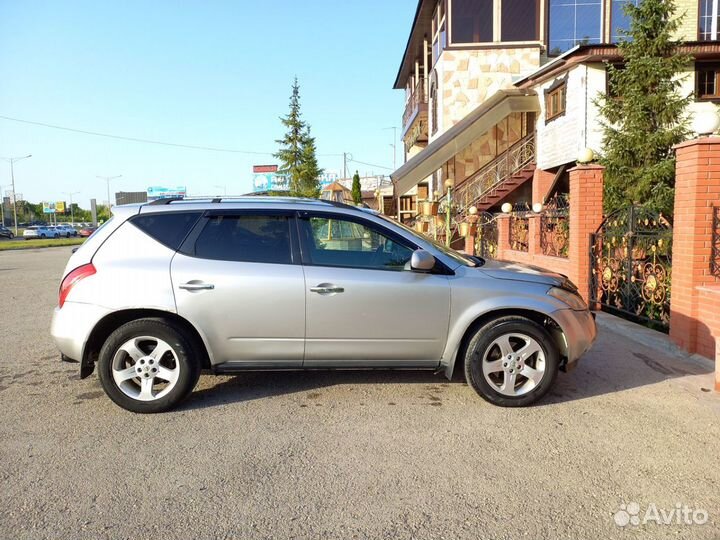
[[179, 282, 215, 291], [310, 285, 344, 294]]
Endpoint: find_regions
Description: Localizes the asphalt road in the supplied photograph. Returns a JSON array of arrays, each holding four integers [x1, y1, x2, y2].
[[1, 247, 719, 540]]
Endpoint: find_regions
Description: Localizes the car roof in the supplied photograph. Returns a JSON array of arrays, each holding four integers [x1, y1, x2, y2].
[[116, 196, 380, 217]]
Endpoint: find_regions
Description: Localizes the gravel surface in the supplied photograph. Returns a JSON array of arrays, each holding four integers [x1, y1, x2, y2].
[[1, 247, 719, 540]]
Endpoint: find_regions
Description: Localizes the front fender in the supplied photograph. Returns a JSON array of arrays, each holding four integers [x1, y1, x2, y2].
[[441, 287, 570, 379]]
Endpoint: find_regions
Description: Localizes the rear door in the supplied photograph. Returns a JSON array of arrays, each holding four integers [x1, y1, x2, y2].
[[171, 210, 305, 367]]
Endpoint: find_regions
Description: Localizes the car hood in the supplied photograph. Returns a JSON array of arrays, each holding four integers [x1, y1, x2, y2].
[[477, 259, 568, 288]]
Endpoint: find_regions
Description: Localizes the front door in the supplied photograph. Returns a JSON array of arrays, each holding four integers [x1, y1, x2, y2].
[[171, 211, 305, 366], [297, 212, 451, 367]]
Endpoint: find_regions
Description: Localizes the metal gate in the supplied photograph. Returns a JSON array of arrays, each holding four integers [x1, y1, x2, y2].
[[590, 205, 672, 331]]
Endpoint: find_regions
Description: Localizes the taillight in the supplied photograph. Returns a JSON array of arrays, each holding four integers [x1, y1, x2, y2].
[[59, 263, 96, 308]]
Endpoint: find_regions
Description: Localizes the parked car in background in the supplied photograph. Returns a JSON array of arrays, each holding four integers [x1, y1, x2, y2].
[[23, 226, 58, 239], [0, 225, 14, 239], [55, 224, 78, 238], [51, 197, 597, 413], [78, 226, 97, 237]]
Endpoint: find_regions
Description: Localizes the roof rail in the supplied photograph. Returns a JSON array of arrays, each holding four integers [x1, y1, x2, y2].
[[147, 197, 184, 205]]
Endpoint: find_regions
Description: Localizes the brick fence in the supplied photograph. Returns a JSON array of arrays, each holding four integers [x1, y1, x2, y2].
[[668, 137, 720, 389], [490, 165, 604, 303]]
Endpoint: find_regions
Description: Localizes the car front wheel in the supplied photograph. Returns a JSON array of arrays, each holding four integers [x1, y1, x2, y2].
[[464, 315, 559, 407], [98, 318, 200, 413]]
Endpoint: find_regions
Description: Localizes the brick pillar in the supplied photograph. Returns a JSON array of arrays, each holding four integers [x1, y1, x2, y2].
[[568, 165, 604, 303], [532, 168, 556, 206], [464, 214, 479, 255], [497, 215, 511, 259], [669, 138, 720, 356], [528, 214, 541, 256]]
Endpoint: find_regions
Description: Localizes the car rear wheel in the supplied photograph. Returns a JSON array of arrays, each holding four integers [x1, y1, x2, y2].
[[463, 316, 559, 407], [40, 234, 46, 239], [98, 318, 200, 413]]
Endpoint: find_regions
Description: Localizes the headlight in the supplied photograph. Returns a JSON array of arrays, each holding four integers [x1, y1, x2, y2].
[[548, 287, 587, 310]]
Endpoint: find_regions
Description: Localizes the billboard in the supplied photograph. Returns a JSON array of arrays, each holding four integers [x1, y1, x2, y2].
[[146, 186, 187, 201], [56, 201, 66, 213], [42, 202, 57, 214], [250, 167, 340, 193]]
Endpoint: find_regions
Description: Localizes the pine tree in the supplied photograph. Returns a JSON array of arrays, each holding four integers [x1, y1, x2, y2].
[[351, 170, 362, 205], [274, 77, 307, 195], [597, 0, 691, 216], [297, 129, 323, 198]]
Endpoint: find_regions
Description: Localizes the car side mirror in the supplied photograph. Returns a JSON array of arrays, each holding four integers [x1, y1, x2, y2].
[[410, 249, 436, 272]]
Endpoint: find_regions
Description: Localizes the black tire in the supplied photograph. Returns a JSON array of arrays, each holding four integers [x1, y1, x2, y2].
[[9, 233, 13, 239], [40, 234, 46, 239], [463, 315, 559, 407], [97, 318, 201, 413]]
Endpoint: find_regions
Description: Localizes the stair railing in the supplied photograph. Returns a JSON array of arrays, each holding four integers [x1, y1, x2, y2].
[[442, 132, 536, 214]]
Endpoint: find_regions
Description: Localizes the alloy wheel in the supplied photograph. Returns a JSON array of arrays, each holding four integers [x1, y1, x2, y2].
[[111, 336, 180, 401], [481, 333, 546, 397]]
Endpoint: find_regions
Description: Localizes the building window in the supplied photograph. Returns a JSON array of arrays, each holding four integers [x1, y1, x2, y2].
[[548, 0, 602, 55], [545, 78, 567, 122], [432, 1, 447, 65], [501, 0, 539, 41], [611, 0, 639, 42], [700, 0, 720, 41], [696, 63, 720, 100], [451, 0, 493, 43]]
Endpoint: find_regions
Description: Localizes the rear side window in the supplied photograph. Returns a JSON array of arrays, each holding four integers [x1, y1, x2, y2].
[[192, 215, 291, 264], [131, 212, 202, 250]]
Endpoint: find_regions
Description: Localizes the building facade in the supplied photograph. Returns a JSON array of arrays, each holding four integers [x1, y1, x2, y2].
[[391, 0, 719, 225]]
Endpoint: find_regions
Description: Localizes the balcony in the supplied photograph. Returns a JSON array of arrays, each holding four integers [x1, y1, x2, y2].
[[402, 78, 428, 134]]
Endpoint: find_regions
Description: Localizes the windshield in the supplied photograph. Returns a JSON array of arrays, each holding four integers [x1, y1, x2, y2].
[[379, 215, 479, 267]]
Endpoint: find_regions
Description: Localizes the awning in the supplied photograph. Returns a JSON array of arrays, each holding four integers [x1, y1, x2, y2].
[[390, 89, 540, 196]]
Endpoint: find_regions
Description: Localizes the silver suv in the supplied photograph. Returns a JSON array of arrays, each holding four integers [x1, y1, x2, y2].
[[51, 197, 596, 413]]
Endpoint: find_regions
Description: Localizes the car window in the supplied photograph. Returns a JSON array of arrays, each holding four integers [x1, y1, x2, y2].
[[300, 216, 414, 271], [192, 214, 292, 264], [131, 212, 202, 250]]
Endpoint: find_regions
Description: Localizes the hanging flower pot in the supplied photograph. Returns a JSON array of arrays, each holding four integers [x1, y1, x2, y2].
[[459, 222, 469, 237]]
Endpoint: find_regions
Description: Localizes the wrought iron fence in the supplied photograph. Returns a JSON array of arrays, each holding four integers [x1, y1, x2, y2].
[[712, 205, 720, 278], [539, 193, 569, 258], [476, 211, 498, 258], [508, 203, 531, 252]]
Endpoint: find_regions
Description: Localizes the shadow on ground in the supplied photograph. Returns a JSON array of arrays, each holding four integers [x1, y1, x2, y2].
[[179, 330, 714, 411]]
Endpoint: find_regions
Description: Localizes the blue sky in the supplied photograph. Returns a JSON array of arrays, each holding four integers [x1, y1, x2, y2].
[[0, 0, 416, 206]]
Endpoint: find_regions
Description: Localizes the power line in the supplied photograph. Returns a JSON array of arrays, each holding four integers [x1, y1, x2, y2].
[[0, 114, 345, 157], [348, 157, 393, 171]]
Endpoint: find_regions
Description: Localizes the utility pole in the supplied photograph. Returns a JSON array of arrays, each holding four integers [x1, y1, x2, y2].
[[63, 191, 80, 225], [97, 175, 122, 207], [343, 153, 347, 180], [0, 184, 4, 227], [2, 154, 32, 235]]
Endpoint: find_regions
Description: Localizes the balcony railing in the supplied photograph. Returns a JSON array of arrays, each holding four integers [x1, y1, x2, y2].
[[402, 78, 427, 130], [446, 132, 536, 214]]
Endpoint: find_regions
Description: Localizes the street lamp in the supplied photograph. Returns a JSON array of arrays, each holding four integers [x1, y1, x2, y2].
[[97, 175, 122, 207], [63, 191, 80, 225], [1, 154, 32, 235]]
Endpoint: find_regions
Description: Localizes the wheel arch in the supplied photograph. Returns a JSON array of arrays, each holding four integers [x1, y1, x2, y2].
[[81, 308, 212, 378], [443, 307, 566, 380]]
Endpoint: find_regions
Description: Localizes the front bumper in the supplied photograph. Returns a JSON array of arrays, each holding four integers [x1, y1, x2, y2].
[[50, 302, 111, 363], [551, 308, 597, 366]]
